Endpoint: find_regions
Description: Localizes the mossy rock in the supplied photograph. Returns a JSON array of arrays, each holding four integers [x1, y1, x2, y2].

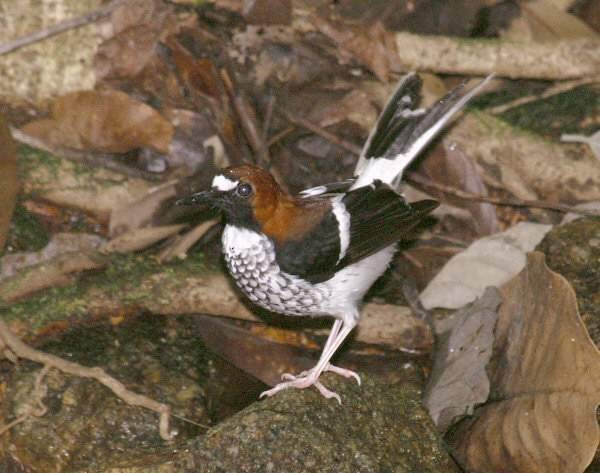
[[536, 217, 600, 346]]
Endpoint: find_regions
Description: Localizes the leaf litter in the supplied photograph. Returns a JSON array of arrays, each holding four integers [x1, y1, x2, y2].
[[0, 0, 599, 471], [448, 253, 600, 473]]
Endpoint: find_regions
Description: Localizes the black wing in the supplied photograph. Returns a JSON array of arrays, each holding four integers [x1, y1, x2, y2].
[[276, 183, 438, 283]]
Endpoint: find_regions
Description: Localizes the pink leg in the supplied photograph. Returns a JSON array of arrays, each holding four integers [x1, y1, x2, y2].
[[260, 319, 360, 403], [280, 319, 341, 380]]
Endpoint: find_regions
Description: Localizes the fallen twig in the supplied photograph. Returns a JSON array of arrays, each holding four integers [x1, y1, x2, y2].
[[221, 68, 272, 169], [11, 127, 163, 182], [284, 111, 362, 155], [0, 0, 125, 56], [405, 172, 600, 217], [488, 78, 598, 115], [157, 219, 220, 262], [0, 319, 174, 440], [393, 32, 600, 79]]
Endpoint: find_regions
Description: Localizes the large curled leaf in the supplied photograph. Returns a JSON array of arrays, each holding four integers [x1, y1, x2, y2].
[[420, 222, 552, 310], [453, 252, 600, 473], [21, 90, 173, 154], [423, 287, 502, 432]]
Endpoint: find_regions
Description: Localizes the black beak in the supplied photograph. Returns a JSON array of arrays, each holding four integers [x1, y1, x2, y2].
[[175, 190, 224, 206]]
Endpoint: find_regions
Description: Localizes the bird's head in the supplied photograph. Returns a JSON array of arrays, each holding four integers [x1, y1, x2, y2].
[[176, 164, 285, 231]]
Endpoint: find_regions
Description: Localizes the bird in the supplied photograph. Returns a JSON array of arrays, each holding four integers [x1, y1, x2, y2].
[[177, 73, 493, 403]]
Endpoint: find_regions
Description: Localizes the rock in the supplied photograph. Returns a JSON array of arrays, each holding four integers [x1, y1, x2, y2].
[[177, 374, 459, 473], [0, 315, 218, 472]]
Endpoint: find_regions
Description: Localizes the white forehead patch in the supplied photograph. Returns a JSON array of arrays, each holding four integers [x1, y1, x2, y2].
[[212, 174, 238, 191]]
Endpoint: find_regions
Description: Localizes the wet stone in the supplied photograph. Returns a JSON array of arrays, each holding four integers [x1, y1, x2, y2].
[[174, 376, 460, 473]]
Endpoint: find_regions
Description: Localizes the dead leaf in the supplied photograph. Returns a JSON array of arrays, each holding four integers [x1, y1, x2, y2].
[[0, 251, 106, 303], [419, 141, 500, 237], [163, 109, 218, 172], [95, 25, 159, 81], [1, 233, 105, 280], [157, 219, 219, 263], [313, 89, 378, 133], [453, 252, 600, 473], [101, 224, 186, 254], [109, 183, 178, 237], [420, 222, 552, 310], [20, 150, 152, 222], [193, 315, 316, 386], [0, 115, 19, 251], [503, 0, 598, 42], [243, 0, 292, 25], [450, 113, 600, 203], [310, 14, 395, 82], [21, 90, 173, 154], [108, 0, 170, 35], [423, 287, 502, 431]]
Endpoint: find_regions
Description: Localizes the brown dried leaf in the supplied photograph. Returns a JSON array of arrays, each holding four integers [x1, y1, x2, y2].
[[243, 0, 292, 25], [0, 116, 19, 251], [101, 224, 186, 254], [423, 287, 502, 432], [314, 89, 378, 133], [21, 90, 173, 153], [454, 252, 600, 473], [420, 141, 500, 237], [449, 112, 600, 203], [193, 315, 315, 386], [311, 15, 395, 82], [504, 0, 598, 42], [95, 25, 159, 81], [109, 183, 178, 237]]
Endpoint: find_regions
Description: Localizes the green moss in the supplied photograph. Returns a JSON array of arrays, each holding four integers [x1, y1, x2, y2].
[[469, 81, 549, 110], [500, 85, 600, 139], [17, 144, 131, 196], [1, 249, 208, 333], [2, 200, 49, 255], [17, 145, 62, 187]]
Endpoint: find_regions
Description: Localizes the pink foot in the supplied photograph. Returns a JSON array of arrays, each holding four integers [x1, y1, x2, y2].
[[281, 363, 361, 385], [261, 364, 361, 403], [260, 373, 342, 403]]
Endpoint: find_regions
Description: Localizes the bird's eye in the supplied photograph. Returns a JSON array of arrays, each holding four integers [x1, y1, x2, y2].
[[236, 182, 253, 198]]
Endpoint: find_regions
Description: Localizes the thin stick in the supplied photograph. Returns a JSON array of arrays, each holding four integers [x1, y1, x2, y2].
[[0, 319, 174, 440], [267, 126, 295, 147], [286, 111, 599, 217], [11, 127, 163, 182], [0, 0, 124, 56], [488, 78, 597, 115], [284, 111, 362, 155], [258, 91, 277, 167], [405, 172, 599, 216]]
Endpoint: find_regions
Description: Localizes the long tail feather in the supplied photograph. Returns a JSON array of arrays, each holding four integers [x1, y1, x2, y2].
[[353, 74, 494, 190]]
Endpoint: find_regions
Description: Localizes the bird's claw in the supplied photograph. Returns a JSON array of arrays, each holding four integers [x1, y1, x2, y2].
[[324, 364, 361, 385], [263, 364, 360, 402], [282, 364, 360, 384], [261, 373, 342, 403]]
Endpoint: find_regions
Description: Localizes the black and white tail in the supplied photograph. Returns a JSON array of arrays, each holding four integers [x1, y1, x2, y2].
[[300, 73, 493, 198], [353, 73, 493, 190]]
